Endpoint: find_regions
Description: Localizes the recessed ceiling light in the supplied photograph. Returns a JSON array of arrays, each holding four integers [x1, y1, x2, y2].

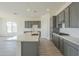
[[33, 10, 37, 13], [26, 9, 31, 11], [13, 12, 17, 15]]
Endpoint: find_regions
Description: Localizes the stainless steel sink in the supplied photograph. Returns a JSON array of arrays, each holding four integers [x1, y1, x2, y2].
[[58, 33, 69, 36], [32, 34, 39, 36]]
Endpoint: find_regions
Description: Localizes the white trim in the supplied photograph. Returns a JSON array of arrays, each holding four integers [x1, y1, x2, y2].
[[55, 2, 72, 16]]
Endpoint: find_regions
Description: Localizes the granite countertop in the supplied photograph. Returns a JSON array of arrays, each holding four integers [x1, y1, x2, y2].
[[53, 33, 79, 46], [17, 32, 39, 42]]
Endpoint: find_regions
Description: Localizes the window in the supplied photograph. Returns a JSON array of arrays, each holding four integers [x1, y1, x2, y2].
[[7, 22, 17, 33]]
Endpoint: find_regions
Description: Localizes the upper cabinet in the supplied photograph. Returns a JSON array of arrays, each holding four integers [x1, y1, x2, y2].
[[64, 6, 70, 28], [56, 11, 65, 28], [69, 2, 79, 28], [56, 2, 79, 28], [58, 11, 65, 24], [53, 16, 57, 28], [56, 15, 59, 28]]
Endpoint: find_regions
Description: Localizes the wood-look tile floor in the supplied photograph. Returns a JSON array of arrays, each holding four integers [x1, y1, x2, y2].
[[39, 38, 63, 56], [0, 36, 16, 56], [0, 37, 62, 56]]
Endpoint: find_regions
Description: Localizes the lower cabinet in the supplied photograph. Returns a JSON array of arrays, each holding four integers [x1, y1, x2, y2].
[[59, 38, 64, 54], [52, 34, 79, 56], [56, 37, 60, 49], [52, 34, 59, 49], [64, 40, 79, 56], [52, 34, 56, 46]]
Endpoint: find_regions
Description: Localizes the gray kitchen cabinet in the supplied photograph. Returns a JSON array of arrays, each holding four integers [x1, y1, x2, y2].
[[52, 34, 55, 44], [64, 7, 70, 28], [25, 21, 41, 28], [56, 37, 60, 49], [59, 38, 64, 54], [56, 15, 59, 28], [52, 34, 64, 55], [54, 35, 58, 48], [21, 42, 39, 56], [50, 16, 53, 40], [64, 40, 79, 56], [55, 2, 79, 28], [52, 34, 56, 46], [53, 35, 57, 46], [56, 2, 79, 28], [52, 33, 79, 56], [69, 2, 79, 28], [58, 11, 65, 24], [53, 16, 57, 28], [52, 34, 59, 49]]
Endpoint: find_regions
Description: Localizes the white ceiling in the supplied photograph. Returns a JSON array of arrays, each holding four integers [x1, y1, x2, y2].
[[0, 2, 68, 18]]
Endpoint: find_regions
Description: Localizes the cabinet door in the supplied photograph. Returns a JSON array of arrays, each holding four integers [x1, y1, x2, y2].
[[53, 16, 57, 28], [64, 41, 78, 56], [59, 38, 64, 54], [58, 11, 65, 24], [52, 34, 55, 43], [69, 3, 79, 28], [53, 35, 59, 49], [50, 17, 53, 40], [56, 37, 60, 49], [56, 15, 59, 28], [64, 7, 70, 28], [54, 35, 57, 46], [76, 3, 79, 28], [52, 35, 56, 45]]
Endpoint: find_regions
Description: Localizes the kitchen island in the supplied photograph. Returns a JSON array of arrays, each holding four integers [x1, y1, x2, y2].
[[16, 32, 40, 56]]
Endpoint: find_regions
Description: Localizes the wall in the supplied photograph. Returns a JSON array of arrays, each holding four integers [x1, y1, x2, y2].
[[0, 14, 51, 39], [0, 2, 72, 38], [0, 19, 3, 35], [0, 17, 41, 37], [41, 13, 50, 40], [0, 18, 17, 36], [16, 15, 51, 40], [16, 17, 41, 35], [16, 17, 24, 35]]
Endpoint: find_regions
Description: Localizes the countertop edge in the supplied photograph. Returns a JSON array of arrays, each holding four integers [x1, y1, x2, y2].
[[52, 33, 79, 46]]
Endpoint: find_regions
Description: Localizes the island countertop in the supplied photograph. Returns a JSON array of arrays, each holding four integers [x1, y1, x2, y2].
[[17, 32, 39, 42]]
